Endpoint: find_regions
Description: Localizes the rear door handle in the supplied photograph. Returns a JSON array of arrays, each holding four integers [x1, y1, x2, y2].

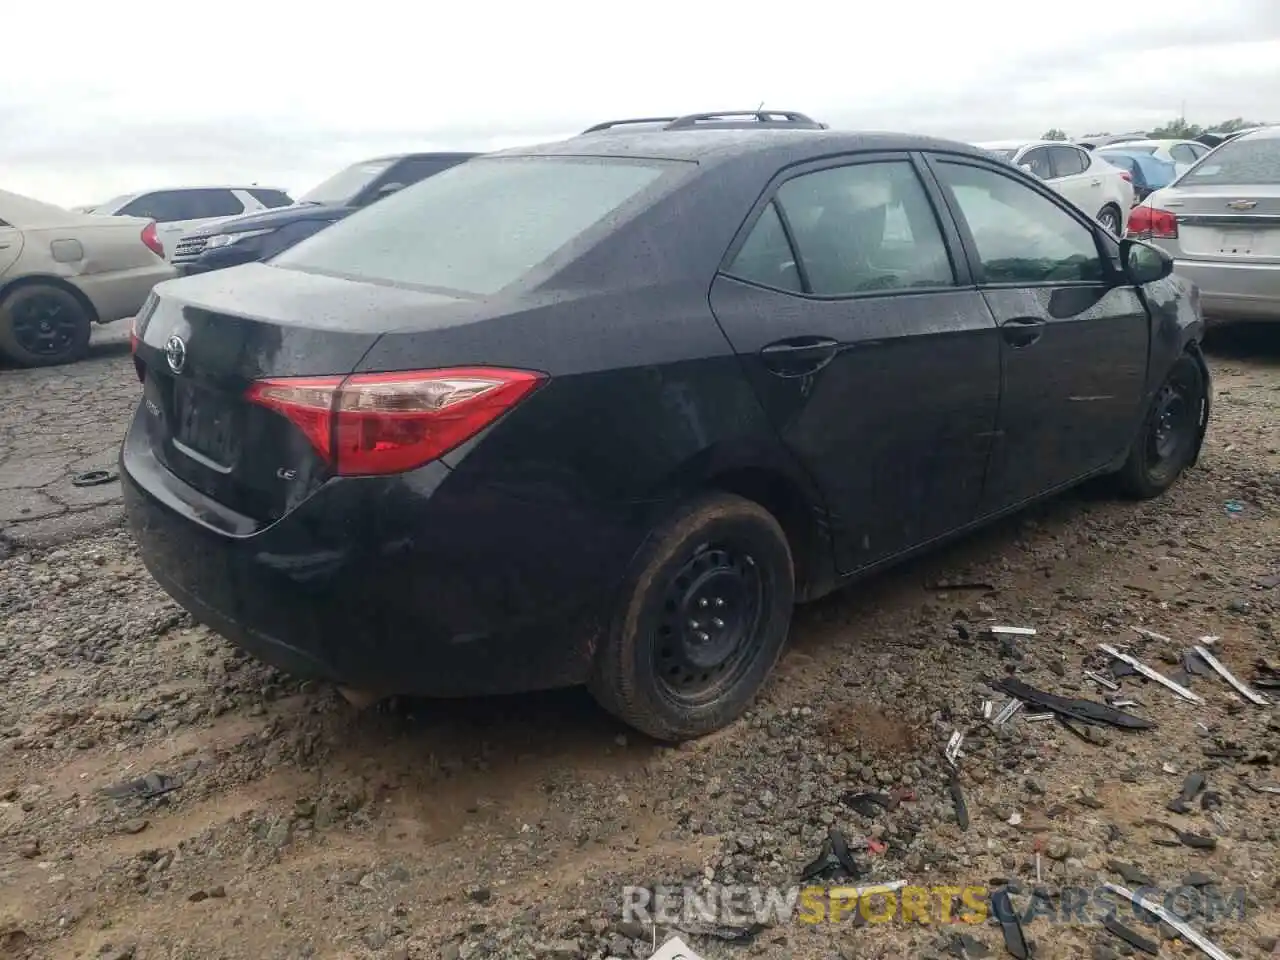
[[759, 336, 840, 376], [1000, 317, 1045, 348]]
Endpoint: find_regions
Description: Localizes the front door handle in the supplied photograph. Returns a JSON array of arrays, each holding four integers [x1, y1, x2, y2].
[[759, 336, 840, 376], [1000, 317, 1045, 348], [1091, 178, 1102, 186]]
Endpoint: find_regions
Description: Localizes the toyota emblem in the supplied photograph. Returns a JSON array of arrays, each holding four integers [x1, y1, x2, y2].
[[164, 334, 187, 374]]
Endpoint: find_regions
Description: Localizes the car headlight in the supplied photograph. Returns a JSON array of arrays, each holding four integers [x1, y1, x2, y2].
[[204, 228, 274, 250]]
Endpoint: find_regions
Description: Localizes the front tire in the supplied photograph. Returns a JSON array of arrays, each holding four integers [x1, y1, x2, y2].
[[1115, 353, 1207, 499], [0, 284, 92, 367], [589, 493, 795, 742], [1097, 204, 1123, 236]]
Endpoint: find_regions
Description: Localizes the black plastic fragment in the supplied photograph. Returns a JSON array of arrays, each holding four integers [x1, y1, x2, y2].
[[1175, 829, 1217, 850], [1183, 871, 1215, 887], [990, 888, 1031, 959], [1103, 915, 1159, 955], [800, 829, 864, 882], [1179, 772, 1206, 801], [800, 837, 834, 881], [993, 678, 1155, 730], [100, 772, 179, 800], [71, 469, 118, 487], [1107, 860, 1154, 887], [949, 932, 992, 957], [1109, 659, 1138, 678], [680, 920, 765, 943], [841, 792, 891, 817], [1183, 650, 1213, 676], [828, 828, 863, 878], [950, 775, 969, 832]]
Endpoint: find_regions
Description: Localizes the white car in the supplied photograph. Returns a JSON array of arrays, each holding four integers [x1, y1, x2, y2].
[[976, 140, 1135, 234], [0, 189, 175, 366], [1100, 138, 1212, 176], [83, 185, 293, 261]]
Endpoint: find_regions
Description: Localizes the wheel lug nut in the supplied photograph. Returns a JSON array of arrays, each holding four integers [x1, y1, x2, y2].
[[698, 598, 709, 608], [714, 597, 725, 607], [689, 619, 700, 629], [696, 631, 710, 642], [712, 618, 725, 629]]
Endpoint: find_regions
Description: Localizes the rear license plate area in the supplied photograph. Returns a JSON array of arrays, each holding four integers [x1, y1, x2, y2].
[[1218, 230, 1254, 254], [172, 379, 239, 468]]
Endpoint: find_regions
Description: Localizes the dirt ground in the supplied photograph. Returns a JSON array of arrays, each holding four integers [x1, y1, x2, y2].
[[1, 326, 1278, 960]]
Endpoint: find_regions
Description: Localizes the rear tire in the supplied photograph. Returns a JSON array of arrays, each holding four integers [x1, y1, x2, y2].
[[1115, 353, 1206, 499], [1097, 204, 1123, 236], [0, 284, 92, 367], [588, 493, 794, 742]]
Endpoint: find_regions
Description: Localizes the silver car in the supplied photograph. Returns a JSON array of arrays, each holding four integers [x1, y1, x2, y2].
[[1128, 126, 1279, 324]]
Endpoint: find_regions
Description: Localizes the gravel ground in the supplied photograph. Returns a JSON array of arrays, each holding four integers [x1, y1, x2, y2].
[[1, 327, 1278, 960]]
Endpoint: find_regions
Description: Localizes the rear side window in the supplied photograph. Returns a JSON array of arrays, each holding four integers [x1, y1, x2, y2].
[[770, 161, 955, 296], [1020, 147, 1054, 180], [274, 156, 680, 296], [1049, 146, 1088, 177], [119, 188, 243, 221], [248, 189, 294, 208], [726, 202, 802, 292], [385, 156, 469, 187], [1181, 136, 1280, 185]]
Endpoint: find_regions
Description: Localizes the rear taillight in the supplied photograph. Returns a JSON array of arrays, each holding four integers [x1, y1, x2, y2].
[[1126, 205, 1178, 240], [1117, 170, 1132, 183], [141, 221, 165, 259], [245, 368, 546, 476]]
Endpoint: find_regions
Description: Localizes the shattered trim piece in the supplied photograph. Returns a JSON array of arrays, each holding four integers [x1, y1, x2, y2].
[[945, 730, 965, 767], [1085, 671, 1121, 692], [648, 936, 706, 960], [989, 626, 1037, 636], [993, 699, 1023, 726], [1099, 644, 1204, 704], [1104, 882, 1237, 960], [1024, 712, 1055, 722], [828, 879, 908, 899], [1193, 645, 1269, 706], [1131, 626, 1175, 644]]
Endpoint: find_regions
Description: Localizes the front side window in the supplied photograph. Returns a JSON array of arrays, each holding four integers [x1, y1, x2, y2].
[[275, 156, 683, 296], [935, 161, 1105, 284], [761, 161, 955, 296], [1170, 144, 1198, 165], [249, 188, 294, 209], [300, 160, 396, 206], [119, 191, 188, 222], [187, 189, 245, 218], [1180, 135, 1280, 185]]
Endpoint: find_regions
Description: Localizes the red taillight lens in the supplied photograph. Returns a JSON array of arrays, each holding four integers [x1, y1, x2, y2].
[[1117, 170, 1132, 182], [245, 368, 546, 476], [141, 221, 165, 259], [1126, 205, 1178, 240]]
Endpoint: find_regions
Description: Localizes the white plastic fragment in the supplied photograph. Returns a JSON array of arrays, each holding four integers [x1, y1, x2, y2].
[[829, 879, 909, 900], [1194, 645, 1269, 706], [1084, 671, 1120, 692], [945, 730, 965, 767], [982, 699, 994, 720], [1024, 712, 1055, 722], [993, 699, 1023, 726], [1104, 883, 1237, 960], [1099, 644, 1204, 704], [989, 626, 1037, 636], [648, 937, 706, 960], [1130, 625, 1175, 644]]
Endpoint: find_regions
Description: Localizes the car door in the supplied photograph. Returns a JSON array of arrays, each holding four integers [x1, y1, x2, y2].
[[708, 154, 1001, 574], [925, 155, 1151, 512]]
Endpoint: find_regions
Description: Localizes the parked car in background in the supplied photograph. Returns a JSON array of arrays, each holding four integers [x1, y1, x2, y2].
[[87, 186, 294, 261], [124, 111, 1208, 743], [976, 139, 1134, 233], [1097, 149, 1178, 203], [0, 189, 173, 366], [1075, 132, 1151, 151], [170, 153, 478, 276], [1129, 126, 1280, 324], [1097, 139, 1210, 176]]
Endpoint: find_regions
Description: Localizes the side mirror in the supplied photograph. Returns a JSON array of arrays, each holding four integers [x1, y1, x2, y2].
[[1120, 237, 1174, 285], [1019, 163, 1038, 178]]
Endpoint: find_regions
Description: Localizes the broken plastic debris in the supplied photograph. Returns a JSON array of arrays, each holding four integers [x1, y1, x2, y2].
[[990, 887, 1031, 959], [1130, 625, 1175, 644], [949, 775, 969, 832], [1103, 915, 1160, 956], [982, 699, 994, 720], [1194, 645, 1269, 706], [945, 730, 965, 767], [1099, 644, 1204, 704], [992, 699, 1023, 726], [647, 937, 705, 960], [1024, 712, 1055, 722], [993, 678, 1154, 730], [829, 878, 907, 899], [1104, 882, 1237, 960], [1084, 671, 1120, 692], [100, 772, 179, 801], [988, 626, 1036, 636]]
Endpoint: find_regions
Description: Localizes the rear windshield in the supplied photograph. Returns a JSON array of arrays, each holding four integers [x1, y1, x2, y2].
[[1118, 145, 1158, 155], [1180, 136, 1280, 185], [274, 156, 682, 296]]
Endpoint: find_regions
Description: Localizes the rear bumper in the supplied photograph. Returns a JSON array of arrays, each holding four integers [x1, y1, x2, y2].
[[1171, 259, 1280, 323], [120, 406, 650, 696], [75, 264, 177, 324]]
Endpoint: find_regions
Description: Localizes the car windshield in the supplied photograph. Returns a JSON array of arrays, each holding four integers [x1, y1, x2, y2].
[[299, 159, 396, 205], [275, 155, 686, 296], [1179, 135, 1280, 185]]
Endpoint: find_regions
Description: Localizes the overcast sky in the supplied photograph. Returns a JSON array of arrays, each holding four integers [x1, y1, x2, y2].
[[3, 0, 1279, 207]]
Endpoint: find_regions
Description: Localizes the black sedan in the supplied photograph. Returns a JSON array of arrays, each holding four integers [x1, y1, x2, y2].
[[122, 110, 1211, 742]]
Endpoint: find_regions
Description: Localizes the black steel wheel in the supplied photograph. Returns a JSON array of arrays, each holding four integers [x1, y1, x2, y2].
[[1116, 353, 1207, 499], [0, 284, 92, 367], [590, 493, 794, 742]]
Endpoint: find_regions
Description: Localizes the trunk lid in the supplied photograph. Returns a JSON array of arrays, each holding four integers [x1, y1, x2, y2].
[[134, 263, 473, 521], [1155, 183, 1280, 262]]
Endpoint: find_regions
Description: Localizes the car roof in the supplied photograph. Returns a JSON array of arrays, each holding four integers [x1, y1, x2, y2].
[[974, 139, 1035, 151], [1237, 126, 1280, 141], [362, 152, 482, 162], [493, 128, 994, 166]]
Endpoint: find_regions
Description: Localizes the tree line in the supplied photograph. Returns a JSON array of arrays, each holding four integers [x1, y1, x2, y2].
[[1039, 118, 1263, 142]]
